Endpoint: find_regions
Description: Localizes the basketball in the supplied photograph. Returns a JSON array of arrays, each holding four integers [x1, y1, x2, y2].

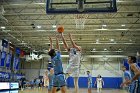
[[57, 26, 64, 33]]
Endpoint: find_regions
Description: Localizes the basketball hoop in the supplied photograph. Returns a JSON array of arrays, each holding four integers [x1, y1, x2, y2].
[[74, 14, 88, 29]]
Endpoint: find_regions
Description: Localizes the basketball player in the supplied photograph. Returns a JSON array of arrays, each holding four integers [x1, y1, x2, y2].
[[43, 70, 49, 87], [48, 36, 66, 93], [61, 33, 82, 93], [47, 68, 55, 93], [87, 71, 92, 93], [47, 60, 61, 92], [120, 66, 132, 93], [94, 74, 104, 93], [125, 56, 140, 93]]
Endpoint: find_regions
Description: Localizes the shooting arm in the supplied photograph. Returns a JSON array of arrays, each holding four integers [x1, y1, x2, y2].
[[60, 33, 69, 51], [56, 36, 60, 51], [69, 33, 81, 51]]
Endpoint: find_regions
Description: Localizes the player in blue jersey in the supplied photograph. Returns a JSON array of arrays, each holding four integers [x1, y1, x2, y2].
[[48, 36, 66, 93], [120, 66, 132, 93], [125, 56, 140, 93], [87, 71, 92, 93]]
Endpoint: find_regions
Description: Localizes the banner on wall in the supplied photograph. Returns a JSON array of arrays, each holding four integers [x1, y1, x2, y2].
[[13, 57, 20, 70], [16, 74, 23, 80], [16, 47, 20, 55], [15, 58, 20, 70], [0, 72, 11, 79], [0, 51, 7, 67], [13, 56, 16, 70], [5, 53, 12, 68]]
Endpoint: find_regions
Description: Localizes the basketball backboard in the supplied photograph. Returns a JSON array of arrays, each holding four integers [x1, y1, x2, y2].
[[46, 0, 117, 14]]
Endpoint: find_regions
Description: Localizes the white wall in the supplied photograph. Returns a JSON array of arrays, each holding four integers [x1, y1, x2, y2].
[[21, 57, 123, 80], [62, 58, 123, 77], [21, 69, 52, 81], [21, 69, 40, 81]]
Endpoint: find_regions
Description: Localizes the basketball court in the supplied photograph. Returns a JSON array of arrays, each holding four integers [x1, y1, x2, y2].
[[0, 0, 140, 93], [0, 88, 127, 93]]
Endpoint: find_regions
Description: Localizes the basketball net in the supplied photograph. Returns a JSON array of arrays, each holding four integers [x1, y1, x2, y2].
[[74, 14, 88, 29]]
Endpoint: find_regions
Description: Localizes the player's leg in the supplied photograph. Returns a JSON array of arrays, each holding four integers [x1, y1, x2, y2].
[[74, 77, 79, 93], [97, 87, 99, 93], [99, 88, 102, 93], [58, 74, 67, 93], [52, 87, 57, 93], [48, 84, 53, 93], [73, 67, 80, 93], [61, 86, 67, 93], [129, 84, 133, 93], [52, 75, 59, 93], [130, 82, 136, 93], [65, 63, 73, 79], [136, 80, 140, 93], [88, 83, 92, 93]]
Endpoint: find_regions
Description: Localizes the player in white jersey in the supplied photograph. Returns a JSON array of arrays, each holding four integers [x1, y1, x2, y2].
[[61, 33, 82, 93], [43, 70, 49, 87], [94, 75, 104, 93]]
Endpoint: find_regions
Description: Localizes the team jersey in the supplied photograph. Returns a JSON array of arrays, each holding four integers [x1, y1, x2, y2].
[[88, 74, 92, 84], [130, 63, 140, 82], [69, 48, 81, 67], [51, 51, 63, 75]]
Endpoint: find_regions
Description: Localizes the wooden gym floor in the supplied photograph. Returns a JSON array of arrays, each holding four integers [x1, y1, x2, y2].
[[3, 88, 127, 93]]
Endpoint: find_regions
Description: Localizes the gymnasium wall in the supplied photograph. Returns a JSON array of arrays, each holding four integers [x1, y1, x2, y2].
[[21, 57, 123, 88], [65, 58, 123, 88]]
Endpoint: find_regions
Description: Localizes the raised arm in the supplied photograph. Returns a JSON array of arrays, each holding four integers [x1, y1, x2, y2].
[[60, 33, 69, 51], [69, 33, 81, 51], [56, 36, 60, 51], [48, 36, 53, 50]]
